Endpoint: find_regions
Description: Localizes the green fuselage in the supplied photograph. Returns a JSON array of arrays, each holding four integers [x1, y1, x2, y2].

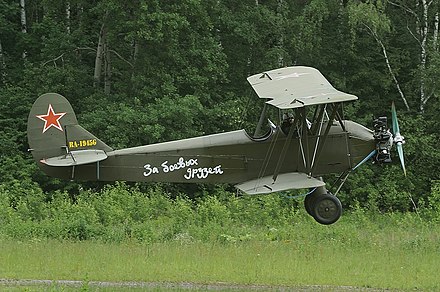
[[39, 120, 375, 184]]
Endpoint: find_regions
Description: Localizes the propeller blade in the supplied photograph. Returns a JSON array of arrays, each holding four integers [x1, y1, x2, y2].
[[391, 101, 400, 135], [396, 143, 406, 176], [391, 102, 406, 176]]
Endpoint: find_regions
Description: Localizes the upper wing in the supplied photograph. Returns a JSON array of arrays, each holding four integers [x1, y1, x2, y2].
[[247, 66, 358, 109], [235, 172, 325, 195]]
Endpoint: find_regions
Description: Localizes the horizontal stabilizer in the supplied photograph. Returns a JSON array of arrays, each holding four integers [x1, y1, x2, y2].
[[235, 173, 325, 195], [40, 149, 107, 167]]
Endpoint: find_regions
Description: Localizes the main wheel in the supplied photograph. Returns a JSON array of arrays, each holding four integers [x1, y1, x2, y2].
[[304, 186, 327, 217], [312, 193, 342, 225], [304, 192, 319, 217]]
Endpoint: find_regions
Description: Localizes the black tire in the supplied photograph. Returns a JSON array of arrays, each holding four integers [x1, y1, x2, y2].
[[304, 192, 319, 217], [312, 193, 342, 225]]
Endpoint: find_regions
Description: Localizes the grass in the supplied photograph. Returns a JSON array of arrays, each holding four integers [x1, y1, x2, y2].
[[1, 212, 439, 291]]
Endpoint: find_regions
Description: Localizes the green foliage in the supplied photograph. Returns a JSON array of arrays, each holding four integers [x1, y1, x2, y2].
[[426, 180, 440, 221], [1, 183, 440, 245], [0, 183, 292, 242], [348, 1, 391, 37], [0, 0, 439, 213], [292, 0, 331, 57]]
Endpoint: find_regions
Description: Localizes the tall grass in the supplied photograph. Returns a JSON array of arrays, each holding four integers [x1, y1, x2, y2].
[[1, 182, 440, 289], [2, 182, 439, 244]]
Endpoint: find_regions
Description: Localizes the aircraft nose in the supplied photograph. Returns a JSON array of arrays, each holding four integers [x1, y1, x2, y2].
[[345, 121, 376, 167]]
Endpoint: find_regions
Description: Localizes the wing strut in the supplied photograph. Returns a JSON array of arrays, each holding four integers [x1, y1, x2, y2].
[[310, 104, 326, 135], [256, 124, 280, 186], [334, 109, 346, 132], [272, 114, 299, 182], [272, 104, 341, 178], [300, 107, 311, 175], [310, 104, 327, 169], [310, 103, 340, 174], [254, 103, 268, 137]]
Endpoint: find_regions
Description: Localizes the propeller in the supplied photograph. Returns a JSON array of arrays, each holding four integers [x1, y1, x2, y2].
[[372, 102, 406, 176], [391, 102, 406, 176]]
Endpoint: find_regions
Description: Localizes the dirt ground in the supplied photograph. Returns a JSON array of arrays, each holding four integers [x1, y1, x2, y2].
[[0, 278, 390, 291]]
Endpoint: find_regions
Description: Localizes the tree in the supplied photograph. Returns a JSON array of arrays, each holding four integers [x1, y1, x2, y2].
[[0, 0, 438, 210], [348, 1, 410, 111], [391, 0, 440, 112]]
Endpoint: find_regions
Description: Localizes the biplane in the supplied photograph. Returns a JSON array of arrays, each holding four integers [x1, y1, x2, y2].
[[27, 66, 405, 225]]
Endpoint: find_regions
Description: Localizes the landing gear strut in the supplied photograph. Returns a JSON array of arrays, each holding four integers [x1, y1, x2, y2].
[[304, 186, 342, 225]]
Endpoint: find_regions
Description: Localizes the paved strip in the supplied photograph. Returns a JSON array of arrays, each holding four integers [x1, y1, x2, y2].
[[0, 278, 388, 291]]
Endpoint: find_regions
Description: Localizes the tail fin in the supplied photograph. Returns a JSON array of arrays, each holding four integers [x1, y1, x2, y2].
[[27, 93, 112, 177]]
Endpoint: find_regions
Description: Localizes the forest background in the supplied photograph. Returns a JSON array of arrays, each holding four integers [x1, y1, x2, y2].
[[1, 0, 440, 242]]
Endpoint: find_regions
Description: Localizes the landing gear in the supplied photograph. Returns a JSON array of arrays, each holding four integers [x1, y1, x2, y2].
[[304, 192, 317, 216], [304, 186, 342, 225], [304, 187, 323, 216], [312, 193, 342, 225]]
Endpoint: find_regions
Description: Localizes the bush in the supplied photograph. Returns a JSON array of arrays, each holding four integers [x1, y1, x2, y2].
[[1, 181, 438, 243]]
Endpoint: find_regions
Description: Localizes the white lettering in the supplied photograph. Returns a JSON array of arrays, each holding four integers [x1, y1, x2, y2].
[[161, 157, 198, 173], [184, 165, 223, 180], [143, 157, 222, 180], [162, 161, 169, 173], [143, 164, 159, 177]]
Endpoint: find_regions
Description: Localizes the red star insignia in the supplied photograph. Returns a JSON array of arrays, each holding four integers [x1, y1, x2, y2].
[[36, 104, 67, 133]]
